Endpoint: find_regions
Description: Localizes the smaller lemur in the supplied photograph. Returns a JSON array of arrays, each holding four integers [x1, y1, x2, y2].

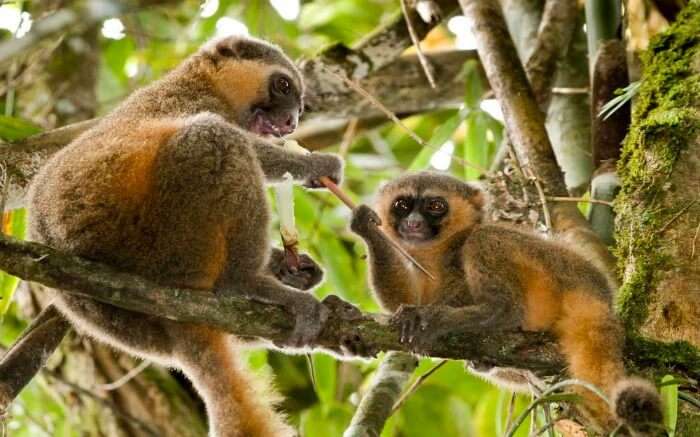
[[350, 172, 662, 435]]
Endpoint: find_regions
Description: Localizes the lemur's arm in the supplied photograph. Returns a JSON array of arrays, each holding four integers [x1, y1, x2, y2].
[[251, 139, 343, 185], [351, 205, 417, 311]]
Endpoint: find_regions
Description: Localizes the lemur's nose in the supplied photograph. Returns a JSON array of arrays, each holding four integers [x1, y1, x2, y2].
[[405, 218, 425, 230]]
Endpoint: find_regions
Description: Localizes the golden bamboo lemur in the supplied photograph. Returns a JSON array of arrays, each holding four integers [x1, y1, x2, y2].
[[27, 36, 347, 437], [350, 172, 662, 435]]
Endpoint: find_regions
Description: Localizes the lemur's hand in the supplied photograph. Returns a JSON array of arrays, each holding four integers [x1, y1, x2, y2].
[[269, 249, 323, 290], [350, 204, 382, 236], [304, 153, 343, 189]]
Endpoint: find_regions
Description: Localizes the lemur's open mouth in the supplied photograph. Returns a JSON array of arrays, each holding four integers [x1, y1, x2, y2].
[[249, 108, 295, 137]]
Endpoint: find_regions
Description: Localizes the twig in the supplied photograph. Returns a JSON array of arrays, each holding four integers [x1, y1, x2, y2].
[[546, 196, 613, 207], [658, 200, 697, 234], [399, 0, 436, 88], [551, 87, 589, 95], [323, 66, 488, 174], [527, 168, 553, 233], [391, 359, 447, 414], [95, 359, 151, 391], [691, 220, 700, 259], [504, 391, 517, 434], [338, 118, 359, 158], [505, 379, 611, 437], [318, 176, 436, 280]]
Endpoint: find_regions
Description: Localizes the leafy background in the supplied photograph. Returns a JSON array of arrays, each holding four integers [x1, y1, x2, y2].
[[0, 0, 678, 436]]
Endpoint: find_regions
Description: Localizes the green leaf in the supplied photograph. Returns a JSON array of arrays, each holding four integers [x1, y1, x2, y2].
[[408, 109, 467, 171], [461, 59, 485, 109], [462, 111, 489, 180], [311, 353, 337, 405], [599, 81, 640, 120], [0, 116, 41, 141], [661, 374, 678, 437]]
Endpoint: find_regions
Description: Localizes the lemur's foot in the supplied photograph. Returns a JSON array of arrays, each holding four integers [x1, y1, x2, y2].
[[321, 295, 373, 357], [269, 249, 323, 290], [390, 304, 446, 354]]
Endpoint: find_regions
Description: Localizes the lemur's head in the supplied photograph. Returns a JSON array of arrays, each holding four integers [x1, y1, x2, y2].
[[199, 35, 304, 137], [375, 172, 485, 247]]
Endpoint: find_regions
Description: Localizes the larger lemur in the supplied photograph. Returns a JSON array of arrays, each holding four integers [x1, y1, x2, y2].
[[28, 36, 344, 437], [351, 172, 663, 436]]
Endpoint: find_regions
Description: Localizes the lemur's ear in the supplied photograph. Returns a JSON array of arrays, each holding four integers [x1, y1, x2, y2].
[[215, 38, 239, 58], [463, 182, 486, 210]]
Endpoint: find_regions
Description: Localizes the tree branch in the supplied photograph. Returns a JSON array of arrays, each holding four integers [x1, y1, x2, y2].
[[0, 304, 70, 412], [0, 234, 564, 410], [459, 0, 614, 270], [343, 352, 418, 437], [525, 0, 578, 109]]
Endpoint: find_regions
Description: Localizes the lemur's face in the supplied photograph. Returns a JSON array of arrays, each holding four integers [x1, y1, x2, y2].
[[248, 69, 303, 137], [389, 194, 449, 243], [203, 36, 304, 137], [376, 173, 485, 247]]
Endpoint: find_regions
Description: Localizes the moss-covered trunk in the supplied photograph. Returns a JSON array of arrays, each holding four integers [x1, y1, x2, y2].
[[615, 3, 700, 433]]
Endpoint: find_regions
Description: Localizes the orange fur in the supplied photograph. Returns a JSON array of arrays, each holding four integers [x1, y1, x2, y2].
[[517, 260, 561, 331]]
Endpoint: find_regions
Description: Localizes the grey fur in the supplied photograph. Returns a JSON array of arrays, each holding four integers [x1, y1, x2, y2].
[[27, 36, 343, 437]]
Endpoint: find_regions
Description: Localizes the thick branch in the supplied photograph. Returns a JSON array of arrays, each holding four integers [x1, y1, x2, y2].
[[0, 234, 563, 410], [0, 235, 563, 366], [0, 304, 70, 411], [459, 0, 614, 269], [343, 352, 418, 437], [525, 0, 578, 109]]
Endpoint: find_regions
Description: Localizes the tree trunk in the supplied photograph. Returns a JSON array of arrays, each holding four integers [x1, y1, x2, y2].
[[615, 3, 700, 433]]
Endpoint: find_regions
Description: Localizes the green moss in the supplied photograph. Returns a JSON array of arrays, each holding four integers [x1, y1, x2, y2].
[[614, 3, 700, 330], [627, 336, 700, 378]]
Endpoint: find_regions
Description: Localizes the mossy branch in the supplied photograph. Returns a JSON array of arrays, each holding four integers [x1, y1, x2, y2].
[[0, 233, 565, 412]]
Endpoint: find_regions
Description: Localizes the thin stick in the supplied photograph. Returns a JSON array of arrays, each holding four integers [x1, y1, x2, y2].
[[658, 200, 697, 234], [546, 196, 613, 207], [318, 176, 435, 281], [95, 359, 151, 391], [391, 359, 447, 414], [400, 0, 437, 88]]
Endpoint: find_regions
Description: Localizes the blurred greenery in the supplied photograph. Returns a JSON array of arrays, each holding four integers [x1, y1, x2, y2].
[[0, 1, 607, 436]]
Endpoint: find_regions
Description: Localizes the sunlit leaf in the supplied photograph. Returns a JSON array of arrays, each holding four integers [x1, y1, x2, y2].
[[0, 115, 41, 141]]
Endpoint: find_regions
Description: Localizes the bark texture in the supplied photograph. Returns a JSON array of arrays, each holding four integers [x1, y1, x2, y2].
[[615, 4, 700, 433]]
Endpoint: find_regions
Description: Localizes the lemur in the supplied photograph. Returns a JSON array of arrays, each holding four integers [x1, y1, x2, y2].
[[350, 171, 663, 435], [27, 36, 346, 437]]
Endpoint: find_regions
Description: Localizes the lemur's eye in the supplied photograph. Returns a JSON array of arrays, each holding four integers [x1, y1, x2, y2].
[[274, 76, 292, 95], [392, 198, 412, 214], [426, 199, 447, 215]]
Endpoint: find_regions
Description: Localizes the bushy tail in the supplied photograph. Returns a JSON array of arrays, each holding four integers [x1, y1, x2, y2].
[[612, 378, 663, 436], [555, 292, 663, 434]]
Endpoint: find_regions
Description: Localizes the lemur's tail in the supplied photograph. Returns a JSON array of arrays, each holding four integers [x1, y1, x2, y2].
[[612, 378, 664, 436]]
